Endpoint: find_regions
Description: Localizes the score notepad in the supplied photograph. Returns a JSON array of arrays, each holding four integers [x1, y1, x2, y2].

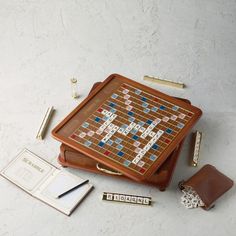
[[0, 149, 93, 216]]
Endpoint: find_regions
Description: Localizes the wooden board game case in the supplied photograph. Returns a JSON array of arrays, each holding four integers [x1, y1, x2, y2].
[[58, 142, 184, 191], [52, 74, 202, 182], [56, 82, 189, 191]]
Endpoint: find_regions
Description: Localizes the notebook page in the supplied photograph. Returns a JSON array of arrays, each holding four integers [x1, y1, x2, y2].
[[41, 171, 87, 198], [34, 171, 93, 215]]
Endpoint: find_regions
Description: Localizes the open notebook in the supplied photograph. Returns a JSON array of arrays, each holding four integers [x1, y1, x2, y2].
[[0, 149, 93, 216]]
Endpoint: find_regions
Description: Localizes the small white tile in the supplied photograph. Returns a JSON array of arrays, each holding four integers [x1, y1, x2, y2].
[[122, 89, 129, 94], [123, 130, 129, 136], [179, 113, 186, 119], [125, 196, 131, 202], [162, 116, 169, 122], [131, 196, 137, 203], [79, 132, 86, 138], [119, 195, 126, 201], [125, 100, 132, 105], [154, 118, 161, 123], [96, 129, 103, 135], [139, 127, 146, 133], [124, 94, 130, 99], [132, 158, 139, 164], [118, 128, 124, 133], [114, 126, 119, 131], [149, 131, 155, 137], [137, 197, 143, 204], [171, 115, 177, 121], [133, 141, 140, 147], [143, 198, 150, 205], [106, 111, 112, 117], [137, 161, 145, 167], [126, 105, 133, 111], [101, 110, 108, 115], [106, 193, 113, 200]]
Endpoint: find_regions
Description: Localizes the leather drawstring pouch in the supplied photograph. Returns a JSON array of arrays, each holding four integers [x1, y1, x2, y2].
[[179, 164, 234, 210]]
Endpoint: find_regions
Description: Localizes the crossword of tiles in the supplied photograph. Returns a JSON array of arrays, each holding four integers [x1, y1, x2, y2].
[[69, 83, 193, 175]]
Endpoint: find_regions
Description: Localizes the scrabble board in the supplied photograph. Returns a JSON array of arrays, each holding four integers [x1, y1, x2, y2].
[[52, 74, 202, 181]]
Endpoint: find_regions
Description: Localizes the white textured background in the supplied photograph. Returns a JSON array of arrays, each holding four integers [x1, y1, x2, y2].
[[0, 1, 236, 235]]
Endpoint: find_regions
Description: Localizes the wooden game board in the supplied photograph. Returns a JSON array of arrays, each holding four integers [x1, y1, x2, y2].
[[52, 74, 202, 182], [56, 82, 189, 191]]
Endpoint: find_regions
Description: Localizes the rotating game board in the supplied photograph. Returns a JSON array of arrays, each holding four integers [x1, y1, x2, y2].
[[52, 74, 202, 181]]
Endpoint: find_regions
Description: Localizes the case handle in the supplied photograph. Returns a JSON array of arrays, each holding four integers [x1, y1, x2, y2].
[[96, 163, 123, 176]]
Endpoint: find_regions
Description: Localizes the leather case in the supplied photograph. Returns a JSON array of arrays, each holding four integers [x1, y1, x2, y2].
[[57, 82, 190, 191], [179, 164, 234, 210]]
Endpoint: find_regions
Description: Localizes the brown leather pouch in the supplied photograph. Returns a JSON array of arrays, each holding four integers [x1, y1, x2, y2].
[[179, 164, 234, 210]]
